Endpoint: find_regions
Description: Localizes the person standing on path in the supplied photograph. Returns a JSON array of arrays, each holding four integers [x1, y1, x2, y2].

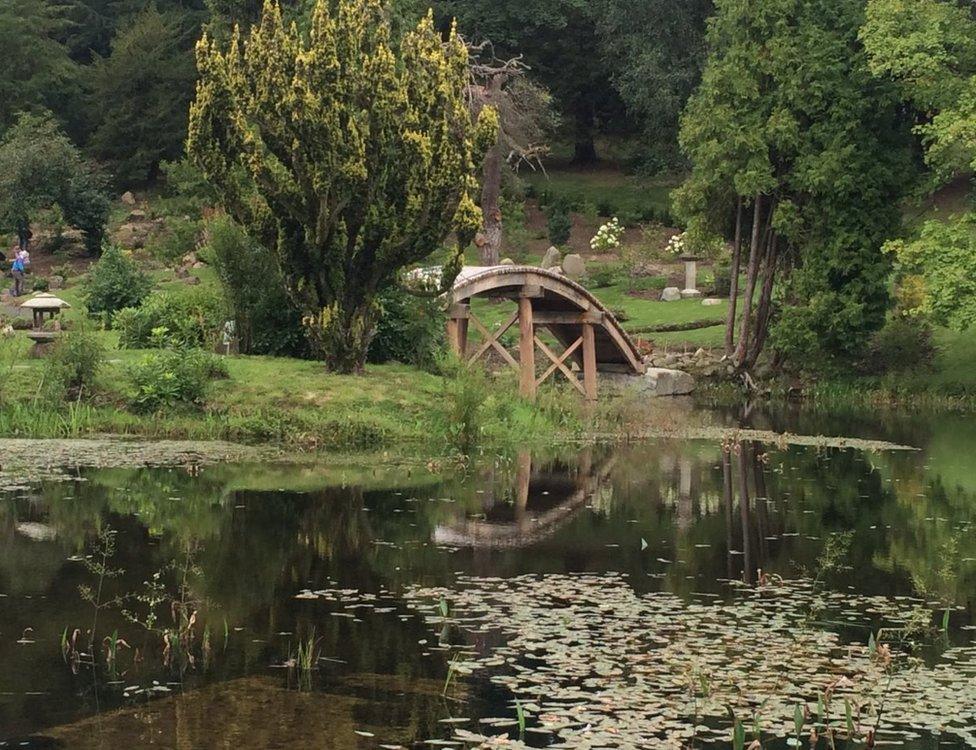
[[11, 252, 25, 297]]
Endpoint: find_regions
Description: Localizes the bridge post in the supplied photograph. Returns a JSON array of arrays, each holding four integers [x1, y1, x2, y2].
[[446, 303, 469, 359], [582, 321, 598, 401], [518, 295, 536, 399]]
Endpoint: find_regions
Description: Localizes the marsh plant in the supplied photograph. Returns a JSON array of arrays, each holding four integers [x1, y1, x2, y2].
[[287, 627, 322, 691], [121, 541, 208, 673], [77, 526, 125, 652]]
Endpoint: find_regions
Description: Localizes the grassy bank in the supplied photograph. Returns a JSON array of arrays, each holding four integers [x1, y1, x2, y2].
[[0, 353, 635, 455]]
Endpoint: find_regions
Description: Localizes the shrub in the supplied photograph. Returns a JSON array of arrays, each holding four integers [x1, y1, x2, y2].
[[436, 356, 490, 454], [203, 214, 309, 357], [84, 245, 153, 321], [546, 198, 572, 246], [116, 285, 228, 350], [586, 264, 619, 288], [369, 285, 445, 369], [590, 217, 625, 253], [127, 348, 228, 413], [32, 277, 50, 293], [45, 330, 105, 398], [596, 199, 616, 217], [712, 263, 733, 297], [863, 317, 937, 375]]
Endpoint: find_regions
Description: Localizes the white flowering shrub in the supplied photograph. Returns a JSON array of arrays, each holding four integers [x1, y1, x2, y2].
[[590, 218, 625, 252], [666, 232, 686, 256], [402, 266, 445, 294]]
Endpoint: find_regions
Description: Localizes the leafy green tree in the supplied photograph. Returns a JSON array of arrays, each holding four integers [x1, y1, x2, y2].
[[88, 6, 198, 184], [0, 0, 80, 133], [861, 0, 976, 184], [676, 0, 914, 370], [0, 112, 110, 254], [885, 214, 976, 331], [187, 0, 496, 373], [861, 0, 976, 322], [596, 0, 712, 169]]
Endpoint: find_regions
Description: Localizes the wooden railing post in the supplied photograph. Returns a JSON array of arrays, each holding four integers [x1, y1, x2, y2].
[[582, 321, 598, 402], [518, 296, 536, 399]]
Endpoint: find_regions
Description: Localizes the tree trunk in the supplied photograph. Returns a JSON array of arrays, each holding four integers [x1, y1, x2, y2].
[[733, 196, 764, 368], [478, 74, 505, 266], [315, 299, 378, 374], [725, 197, 744, 356], [745, 233, 779, 369], [572, 103, 598, 164]]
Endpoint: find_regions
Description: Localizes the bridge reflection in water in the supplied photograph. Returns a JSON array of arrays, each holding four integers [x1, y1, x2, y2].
[[433, 450, 614, 549], [432, 442, 787, 587]]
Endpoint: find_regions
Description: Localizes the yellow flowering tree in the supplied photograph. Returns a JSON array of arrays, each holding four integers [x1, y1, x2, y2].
[[187, 0, 496, 372]]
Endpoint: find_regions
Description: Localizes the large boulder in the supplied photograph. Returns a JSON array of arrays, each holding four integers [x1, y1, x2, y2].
[[499, 257, 515, 266], [562, 253, 585, 279], [121, 191, 137, 206], [681, 288, 703, 299], [603, 367, 696, 398], [661, 287, 682, 302], [702, 298, 723, 306], [541, 246, 562, 269]]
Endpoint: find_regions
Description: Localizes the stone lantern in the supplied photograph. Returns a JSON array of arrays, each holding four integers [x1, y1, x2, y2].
[[20, 292, 71, 354]]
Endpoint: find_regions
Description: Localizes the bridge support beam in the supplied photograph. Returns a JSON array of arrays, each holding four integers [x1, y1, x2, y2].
[[518, 296, 536, 399], [446, 303, 470, 359], [582, 322, 597, 402]]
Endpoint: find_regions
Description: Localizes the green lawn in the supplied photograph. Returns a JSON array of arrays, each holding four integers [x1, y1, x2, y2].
[[522, 167, 676, 219]]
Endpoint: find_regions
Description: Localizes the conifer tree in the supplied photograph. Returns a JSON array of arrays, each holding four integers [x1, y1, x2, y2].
[[187, 0, 496, 372]]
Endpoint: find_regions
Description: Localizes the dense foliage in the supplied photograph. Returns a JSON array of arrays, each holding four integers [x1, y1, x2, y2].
[[203, 214, 309, 357], [676, 0, 915, 370], [0, 113, 109, 254], [127, 348, 228, 413], [45, 330, 106, 399], [862, 0, 976, 332], [115, 286, 228, 350]]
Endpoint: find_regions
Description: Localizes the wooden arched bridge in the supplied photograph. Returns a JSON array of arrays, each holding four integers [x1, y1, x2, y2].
[[447, 266, 645, 401]]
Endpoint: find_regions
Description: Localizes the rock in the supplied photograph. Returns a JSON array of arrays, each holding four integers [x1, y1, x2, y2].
[[112, 222, 151, 249], [175, 266, 191, 279], [702, 298, 723, 306], [121, 191, 136, 206], [192, 261, 206, 269], [49, 275, 65, 290], [562, 253, 585, 279], [499, 257, 515, 266], [183, 276, 201, 285], [128, 209, 147, 221], [680, 289, 703, 299], [603, 367, 696, 398], [541, 246, 562, 269], [661, 287, 682, 302]]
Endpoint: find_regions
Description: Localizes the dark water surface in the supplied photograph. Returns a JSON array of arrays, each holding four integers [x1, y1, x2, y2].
[[1, 406, 975, 748]]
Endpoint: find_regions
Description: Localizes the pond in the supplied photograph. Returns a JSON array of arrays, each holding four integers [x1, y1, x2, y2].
[[1, 406, 975, 749]]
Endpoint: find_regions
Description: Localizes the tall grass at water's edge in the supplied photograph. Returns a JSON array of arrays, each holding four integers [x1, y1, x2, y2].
[[0, 376, 627, 454]]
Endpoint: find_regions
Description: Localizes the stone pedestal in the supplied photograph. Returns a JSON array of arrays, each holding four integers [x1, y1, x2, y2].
[[680, 256, 702, 299]]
